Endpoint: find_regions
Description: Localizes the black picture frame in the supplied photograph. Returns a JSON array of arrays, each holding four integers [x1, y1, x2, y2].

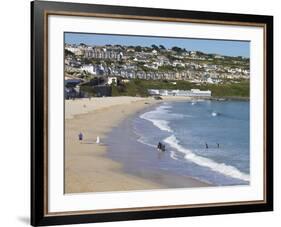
[[31, 0, 273, 226]]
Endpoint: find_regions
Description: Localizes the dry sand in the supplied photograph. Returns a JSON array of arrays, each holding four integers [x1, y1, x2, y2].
[[65, 96, 192, 120], [65, 96, 208, 193]]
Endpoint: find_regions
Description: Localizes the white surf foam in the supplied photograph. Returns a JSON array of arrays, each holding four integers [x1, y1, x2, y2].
[[140, 105, 175, 133], [140, 104, 191, 132], [211, 112, 217, 117], [133, 124, 162, 148], [164, 135, 250, 182], [137, 137, 155, 148], [170, 150, 179, 161], [151, 119, 173, 132]]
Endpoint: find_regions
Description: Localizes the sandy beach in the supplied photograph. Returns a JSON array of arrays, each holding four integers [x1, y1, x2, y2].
[[65, 96, 209, 194]]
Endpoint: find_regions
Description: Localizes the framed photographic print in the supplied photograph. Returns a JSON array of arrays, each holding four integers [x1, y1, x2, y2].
[[31, 0, 273, 226]]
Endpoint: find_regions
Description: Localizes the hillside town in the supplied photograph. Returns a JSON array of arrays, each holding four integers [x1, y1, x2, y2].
[[64, 43, 250, 98]]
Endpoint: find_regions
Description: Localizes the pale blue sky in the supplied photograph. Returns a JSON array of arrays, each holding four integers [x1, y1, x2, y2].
[[65, 32, 250, 58]]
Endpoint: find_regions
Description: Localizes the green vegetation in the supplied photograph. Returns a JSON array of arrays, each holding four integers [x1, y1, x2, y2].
[[112, 80, 149, 97], [80, 85, 97, 96], [65, 49, 74, 56], [199, 80, 249, 97], [111, 79, 249, 98]]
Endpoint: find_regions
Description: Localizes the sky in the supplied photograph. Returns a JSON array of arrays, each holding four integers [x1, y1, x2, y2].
[[65, 32, 250, 58]]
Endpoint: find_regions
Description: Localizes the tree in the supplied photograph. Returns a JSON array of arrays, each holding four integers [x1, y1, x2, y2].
[[171, 46, 183, 53], [196, 51, 205, 56], [159, 45, 166, 50], [135, 46, 142, 52], [65, 49, 74, 56], [151, 44, 159, 50]]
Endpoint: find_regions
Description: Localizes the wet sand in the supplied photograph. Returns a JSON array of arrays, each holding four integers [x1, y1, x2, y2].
[[65, 96, 208, 193]]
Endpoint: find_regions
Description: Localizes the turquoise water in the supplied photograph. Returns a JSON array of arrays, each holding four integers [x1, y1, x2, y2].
[[134, 100, 250, 185], [106, 100, 250, 187]]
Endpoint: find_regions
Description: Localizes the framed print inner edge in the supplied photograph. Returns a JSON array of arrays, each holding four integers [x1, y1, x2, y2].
[[44, 11, 267, 216]]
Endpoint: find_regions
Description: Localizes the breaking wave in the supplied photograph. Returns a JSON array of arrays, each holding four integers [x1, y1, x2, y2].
[[164, 135, 250, 182]]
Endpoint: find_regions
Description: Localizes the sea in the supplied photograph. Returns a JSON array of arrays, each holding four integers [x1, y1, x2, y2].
[[107, 99, 250, 187]]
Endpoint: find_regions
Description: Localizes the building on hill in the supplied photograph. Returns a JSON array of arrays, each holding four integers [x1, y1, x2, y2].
[[148, 89, 211, 97]]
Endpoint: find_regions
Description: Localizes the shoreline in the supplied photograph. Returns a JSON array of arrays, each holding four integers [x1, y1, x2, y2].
[[106, 107, 211, 188], [209, 96, 249, 101], [65, 96, 209, 193], [64, 97, 208, 193], [65, 96, 195, 119], [65, 97, 163, 193]]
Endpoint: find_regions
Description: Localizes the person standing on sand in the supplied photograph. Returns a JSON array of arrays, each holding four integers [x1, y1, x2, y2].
[[78, 132, 83, 143], [96, 136, 100, 144]]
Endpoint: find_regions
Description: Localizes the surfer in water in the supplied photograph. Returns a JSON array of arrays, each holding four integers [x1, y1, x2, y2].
[[157, 142, 165, 152], [157, 142, 161, 150]]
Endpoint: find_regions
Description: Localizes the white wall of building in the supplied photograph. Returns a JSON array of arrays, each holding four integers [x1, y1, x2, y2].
[[148, 89, 212, 97], [80, 64, 96, 74], [107, 76, 117, 85]]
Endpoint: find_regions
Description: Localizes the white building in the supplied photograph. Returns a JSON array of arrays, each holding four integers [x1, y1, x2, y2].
[[83, 47, 123, 60], [80, 65, 96, 75], [159, 90, 168, 96], [107, 76, 117, 86], [214, 55, 225, 59], [148, 89, 211, 97], [148, 89, 160, 95]]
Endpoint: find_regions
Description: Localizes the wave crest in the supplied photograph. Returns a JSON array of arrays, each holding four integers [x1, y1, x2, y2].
[[164, 135, 250, 182], [140, 104, 177, 133]]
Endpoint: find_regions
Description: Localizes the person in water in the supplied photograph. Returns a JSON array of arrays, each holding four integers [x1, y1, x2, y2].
[[157, 142, 165, 152], [217, 143, 220, 148], [205, 143, 208, 149], [157, 142, 162, 150]]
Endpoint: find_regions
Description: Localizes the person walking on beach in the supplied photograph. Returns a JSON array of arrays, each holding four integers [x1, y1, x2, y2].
[[78, 132, 83, 143]]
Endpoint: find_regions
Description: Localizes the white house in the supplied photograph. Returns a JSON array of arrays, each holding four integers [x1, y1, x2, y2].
[[190, 89, 212, 96], [80, 65, 96, 75], [107, 76, 117, 86], [152, 50, 158, 55]]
